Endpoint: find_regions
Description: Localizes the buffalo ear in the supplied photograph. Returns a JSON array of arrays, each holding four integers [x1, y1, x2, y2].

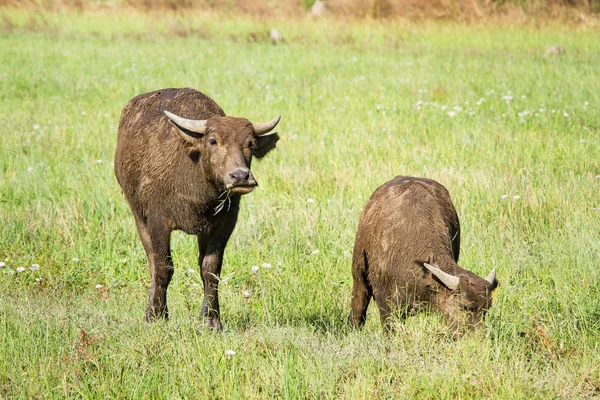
[[253, 133, 279, 159]]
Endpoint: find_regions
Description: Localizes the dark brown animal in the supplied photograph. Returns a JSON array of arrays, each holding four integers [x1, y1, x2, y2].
[[351, 176, 497, 331], [114, 88, 281, 330]]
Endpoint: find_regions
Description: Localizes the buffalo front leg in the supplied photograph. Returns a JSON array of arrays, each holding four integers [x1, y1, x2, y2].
[[198, 244, 225, 331], [350, 250, 372, 329], [142, 218, 174, 322], [351, 280, 372, 329]]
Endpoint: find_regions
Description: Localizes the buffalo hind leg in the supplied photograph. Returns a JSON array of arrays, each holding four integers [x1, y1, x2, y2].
[[142, 218, 174, 322], [198, 241, 225, 331]]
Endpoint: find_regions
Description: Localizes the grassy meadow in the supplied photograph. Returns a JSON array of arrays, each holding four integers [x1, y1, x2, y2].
[[1, 8, 600, 398]]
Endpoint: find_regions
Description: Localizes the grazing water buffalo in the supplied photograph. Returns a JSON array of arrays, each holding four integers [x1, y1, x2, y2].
[[351, 176, 498, 331], [115, 88, 281, 330]]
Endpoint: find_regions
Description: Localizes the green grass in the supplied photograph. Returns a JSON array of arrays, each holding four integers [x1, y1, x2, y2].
[[1, 8, 600, 398]]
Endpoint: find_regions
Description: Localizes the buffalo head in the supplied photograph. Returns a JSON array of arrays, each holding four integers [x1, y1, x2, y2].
[[164, 110, 280, 195], [423, 262, 498, 329]]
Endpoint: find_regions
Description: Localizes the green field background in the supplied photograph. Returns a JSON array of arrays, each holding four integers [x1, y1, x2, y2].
[[1, 10, 599, 398]]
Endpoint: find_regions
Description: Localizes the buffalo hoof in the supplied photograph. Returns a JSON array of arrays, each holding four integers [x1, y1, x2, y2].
[[203, 316, 222, 331], [144, 307, 168, 323]]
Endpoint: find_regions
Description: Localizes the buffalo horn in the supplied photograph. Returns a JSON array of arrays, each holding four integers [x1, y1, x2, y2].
[[252, 115, 281, 136], [163, 110, 207, 134], [423, 263, 460, 291], [484, 269, 496, 286]]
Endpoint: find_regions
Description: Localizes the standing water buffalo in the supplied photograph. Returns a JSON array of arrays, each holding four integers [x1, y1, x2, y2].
[[115, 88, 281, 330], [351, 176, 498, 331]]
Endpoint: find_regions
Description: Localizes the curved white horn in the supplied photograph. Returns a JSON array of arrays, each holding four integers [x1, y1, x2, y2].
[[424, 263, 460, 291], [163, 110, 207, 134], [484, 269, 496, 286], [252, 115, 281, 136]]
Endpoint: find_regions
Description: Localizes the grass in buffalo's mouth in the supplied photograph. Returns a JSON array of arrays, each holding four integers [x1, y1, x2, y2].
[[214, 189, 232, 215]]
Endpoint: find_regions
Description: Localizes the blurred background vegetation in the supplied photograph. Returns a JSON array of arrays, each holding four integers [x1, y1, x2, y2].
[[1, 0, 599, 22]]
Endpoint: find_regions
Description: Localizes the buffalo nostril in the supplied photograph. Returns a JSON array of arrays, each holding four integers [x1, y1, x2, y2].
[[230, 169, 250, 183]]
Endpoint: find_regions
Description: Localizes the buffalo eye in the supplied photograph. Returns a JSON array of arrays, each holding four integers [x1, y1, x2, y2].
[[208, 138, 217, 146]]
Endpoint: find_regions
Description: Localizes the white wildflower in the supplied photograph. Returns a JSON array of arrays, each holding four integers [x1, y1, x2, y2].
[[251, 265, 259, 274], [30, 264, 40, 272], [72, 257, 79, 262], [0, 262, 5, 268], [33, 124, 40, 130], [307, 198, 315, 204], [563, 112, 569, 117], [95, 284, 103, 289], [513, 195, 521, 200], [27, 167, 34, 172], [261, 263, 271, 269], [35, 277, 42, 282], [16, 267, 26, 273], [311, 250, 319, 255], [500, 195, 508, 200], [187, 268, 195, 274], [243, 291, 251, 298], [225, 350, 235, 358], [447, 111, 456, 117]]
